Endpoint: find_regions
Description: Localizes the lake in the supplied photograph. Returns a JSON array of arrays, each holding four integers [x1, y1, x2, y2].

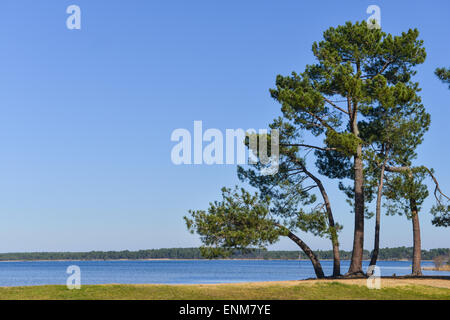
[[0, 260, 449, 287]]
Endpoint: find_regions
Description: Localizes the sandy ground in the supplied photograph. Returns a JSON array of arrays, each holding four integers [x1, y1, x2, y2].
[[180, 277, 450, 289]]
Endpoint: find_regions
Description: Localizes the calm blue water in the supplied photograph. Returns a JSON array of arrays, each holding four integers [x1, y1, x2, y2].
[[0, 260, 448, 287]]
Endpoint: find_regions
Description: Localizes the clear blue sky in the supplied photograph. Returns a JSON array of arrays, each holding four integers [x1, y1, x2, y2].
[[0, 0, 448, 252]]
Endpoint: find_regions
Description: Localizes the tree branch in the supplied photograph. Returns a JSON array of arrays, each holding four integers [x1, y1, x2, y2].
[[280, 143, 337, 152], [384, 165, 410, 173], [304, 110, 338, 133], [382, 163, 450, 205], [323, 97, 350, 115], [362, 58, 395, 79], [423, 167, 450, 205]]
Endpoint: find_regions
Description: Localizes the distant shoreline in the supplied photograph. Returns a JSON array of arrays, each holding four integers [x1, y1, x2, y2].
[[1, 247, 446, 262]]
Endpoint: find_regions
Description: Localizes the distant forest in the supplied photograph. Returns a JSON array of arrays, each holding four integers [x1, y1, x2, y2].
[[0, 247, 448, 261]]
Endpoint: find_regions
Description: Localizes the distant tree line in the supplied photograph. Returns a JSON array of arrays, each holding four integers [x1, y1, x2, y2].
[[0, 247, 448, 261]]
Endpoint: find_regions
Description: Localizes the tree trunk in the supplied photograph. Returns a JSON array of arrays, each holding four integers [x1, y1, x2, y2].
[[410, 198, 423, 276], [331, 239, 340, 277], [286, 230, 325, 279], [370, 158, 387, 267], [348, 143, 365, 275], [301, 165, 340, 276]]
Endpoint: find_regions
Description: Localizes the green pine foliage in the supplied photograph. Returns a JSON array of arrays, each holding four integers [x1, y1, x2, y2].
[[435, 67, 450, 88]]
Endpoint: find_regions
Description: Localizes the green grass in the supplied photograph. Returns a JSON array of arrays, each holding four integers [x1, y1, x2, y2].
[[0, 281, 449, 300]]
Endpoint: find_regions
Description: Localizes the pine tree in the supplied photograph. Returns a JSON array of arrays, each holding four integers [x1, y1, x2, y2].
[[238, 118, 342, 276]]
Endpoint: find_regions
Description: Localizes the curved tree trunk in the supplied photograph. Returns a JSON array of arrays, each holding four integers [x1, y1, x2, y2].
[[301, 165, 340, 276], [410, 198, 423, 276], [348, 144, 365, 275], [370, 158, 387, 267], [286, 230, 325, 279]]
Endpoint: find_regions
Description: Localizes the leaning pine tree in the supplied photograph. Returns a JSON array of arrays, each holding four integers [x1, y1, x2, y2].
[[238, 118, 342, 277], [184, 183, 331, 279], [184, 120, 343, 278]]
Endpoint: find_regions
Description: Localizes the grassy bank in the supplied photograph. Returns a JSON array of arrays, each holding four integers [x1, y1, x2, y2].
[[0, 279, 449, 300]]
